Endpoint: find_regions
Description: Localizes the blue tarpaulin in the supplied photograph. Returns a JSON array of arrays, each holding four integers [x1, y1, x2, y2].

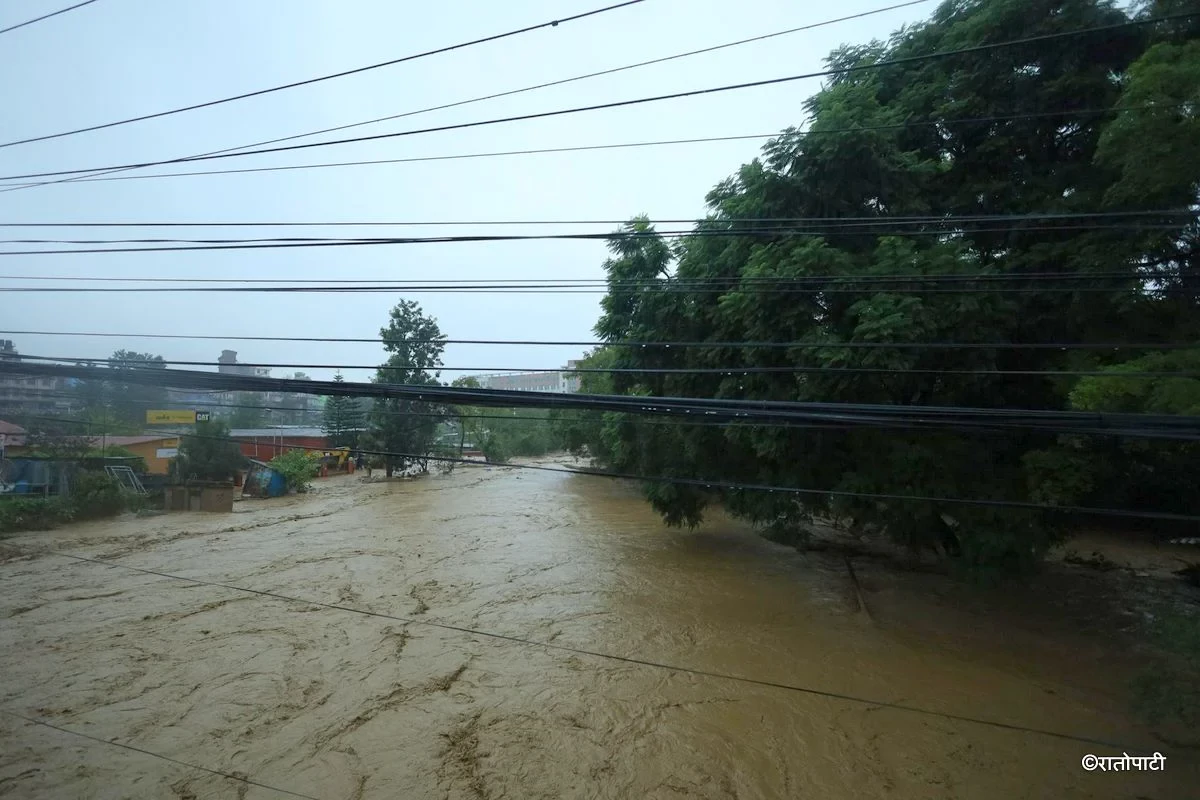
[[243, 460, 287, 498]]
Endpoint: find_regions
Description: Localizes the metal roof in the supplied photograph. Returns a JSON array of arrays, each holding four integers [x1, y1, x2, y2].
[[229, 427, 327, 438], [87, 435, 179, 447]]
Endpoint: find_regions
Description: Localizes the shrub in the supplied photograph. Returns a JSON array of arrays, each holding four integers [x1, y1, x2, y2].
[[69, 470, 127, 520], [0, 496, 73, 533], [481, 436, 510, 464], [269, 450, 320, 493]]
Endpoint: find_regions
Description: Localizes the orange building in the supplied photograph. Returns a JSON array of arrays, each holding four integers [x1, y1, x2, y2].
[[87, 435, 181, 475]]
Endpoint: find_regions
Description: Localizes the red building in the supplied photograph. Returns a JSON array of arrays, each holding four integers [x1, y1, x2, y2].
[[229, 427, 330, 461]]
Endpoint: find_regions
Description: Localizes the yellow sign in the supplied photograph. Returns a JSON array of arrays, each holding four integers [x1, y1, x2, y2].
[[145, 410, 197, 425]]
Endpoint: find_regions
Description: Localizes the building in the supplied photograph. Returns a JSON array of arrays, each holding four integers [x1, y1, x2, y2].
[[474, 361, 585, 394], [561, 360, 583, 393], [217, 350, 253, 377], [1, 427, 179, 476], [86, 434, 181, 474], [228, 427, 329, 462], [0, 420, 28, 454], [0, 340, 74, 416], [203, 353, 321, 421]]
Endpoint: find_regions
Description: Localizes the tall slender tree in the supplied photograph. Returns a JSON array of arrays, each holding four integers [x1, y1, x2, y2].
[[323, 374, 364, 447]]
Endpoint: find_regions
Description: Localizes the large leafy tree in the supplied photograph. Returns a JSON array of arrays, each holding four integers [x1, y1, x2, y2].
[[71, 350, 169, 425], [574, 0, 1198, 574], [367, 300, 447, 476]]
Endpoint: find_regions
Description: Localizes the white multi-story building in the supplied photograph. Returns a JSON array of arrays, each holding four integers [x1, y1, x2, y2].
[[474, 361, 584, 393], [0, 340, 74, 416]]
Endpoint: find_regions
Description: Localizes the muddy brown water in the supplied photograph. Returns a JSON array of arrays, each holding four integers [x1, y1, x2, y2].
[[0, 461, 1194, 798]]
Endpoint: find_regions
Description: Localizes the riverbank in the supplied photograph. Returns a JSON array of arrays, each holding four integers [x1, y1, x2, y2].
[[0, 462, 1194, 798]]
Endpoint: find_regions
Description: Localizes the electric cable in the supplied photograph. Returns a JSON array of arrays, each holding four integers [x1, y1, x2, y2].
[[0, 105, 1184, 192], [6, 362, 1197, 440], [2, 328, 1191, 351], [1, 210, 1191, 228], [12, 353, 1197, 379], [0, 222, 1188, 256], [3, 12, 1192, 182], [17, 1, 931, 193], [0, 282, 1179, 295], [0, 0, 645, 149], [7, 387, 870, 432], [0, 0, 98, 35]]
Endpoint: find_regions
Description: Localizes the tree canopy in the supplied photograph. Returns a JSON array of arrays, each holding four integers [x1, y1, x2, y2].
[[569, 0, 1200, 574], [178, 420, 243, 482], [367, 300, 447, 475]]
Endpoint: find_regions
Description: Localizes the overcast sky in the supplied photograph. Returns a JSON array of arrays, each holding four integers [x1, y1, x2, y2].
[[0, 0, 935, 382]]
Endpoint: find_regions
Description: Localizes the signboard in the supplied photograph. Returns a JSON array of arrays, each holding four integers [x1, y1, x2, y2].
[[195, 411, 212, 422], [156, 448, 179, 459], [146, 410, 196, 425]]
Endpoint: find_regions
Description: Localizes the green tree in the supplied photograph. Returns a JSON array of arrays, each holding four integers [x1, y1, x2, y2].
[[449, 375, 484, 456], [323, 374, 364, 447], [177, 420, 243, 482], [106, 350, 168, 425], [228, 393, 268, 429], [574, 0, 1197, 574], [367, 300, 447, 476], [69, 351, 168, 426]]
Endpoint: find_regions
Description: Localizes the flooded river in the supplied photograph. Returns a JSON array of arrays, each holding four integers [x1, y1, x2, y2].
[[0, 461, 1193, 798]]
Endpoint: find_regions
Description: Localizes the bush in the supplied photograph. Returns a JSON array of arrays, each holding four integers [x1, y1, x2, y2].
[[481, 436, 510, 464], [269, 450, 320, 493], [0, 471, 129, 534], [70, 470, 126, 520], [0, 496, 73, 534]]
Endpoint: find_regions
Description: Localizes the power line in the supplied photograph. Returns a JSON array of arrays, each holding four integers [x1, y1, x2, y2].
[[0, 281, 1177, 295], [1, 328, 1191, 350], [2, 2, 931, 194], [0, 0, 98, 35], [12, 387, 870, 432], [13, 354, 1197, 379], [4, 13, 1192, 182], [103, 2, 939, 171], [10, 387, 1188, 440], [0, 223, 1188, 256], [0, 133, 781, 188], [0, 266, 1183, 283], [0, 220, 1185, 242], [1, 106, 1186, 189], [41, 551, 1134, 750], [6, 362, 1197, 441], [1, 210, 1191, 228], [0, 711, 321, 800], [0, 0, 645, 150]]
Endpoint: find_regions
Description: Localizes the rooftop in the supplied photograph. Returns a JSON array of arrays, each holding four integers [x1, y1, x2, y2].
[[87, 435, 179, 447], [229, 427, 327, 438]]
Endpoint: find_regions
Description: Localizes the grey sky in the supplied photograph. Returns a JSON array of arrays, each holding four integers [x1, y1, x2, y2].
[[0, 0, 934, 382]]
